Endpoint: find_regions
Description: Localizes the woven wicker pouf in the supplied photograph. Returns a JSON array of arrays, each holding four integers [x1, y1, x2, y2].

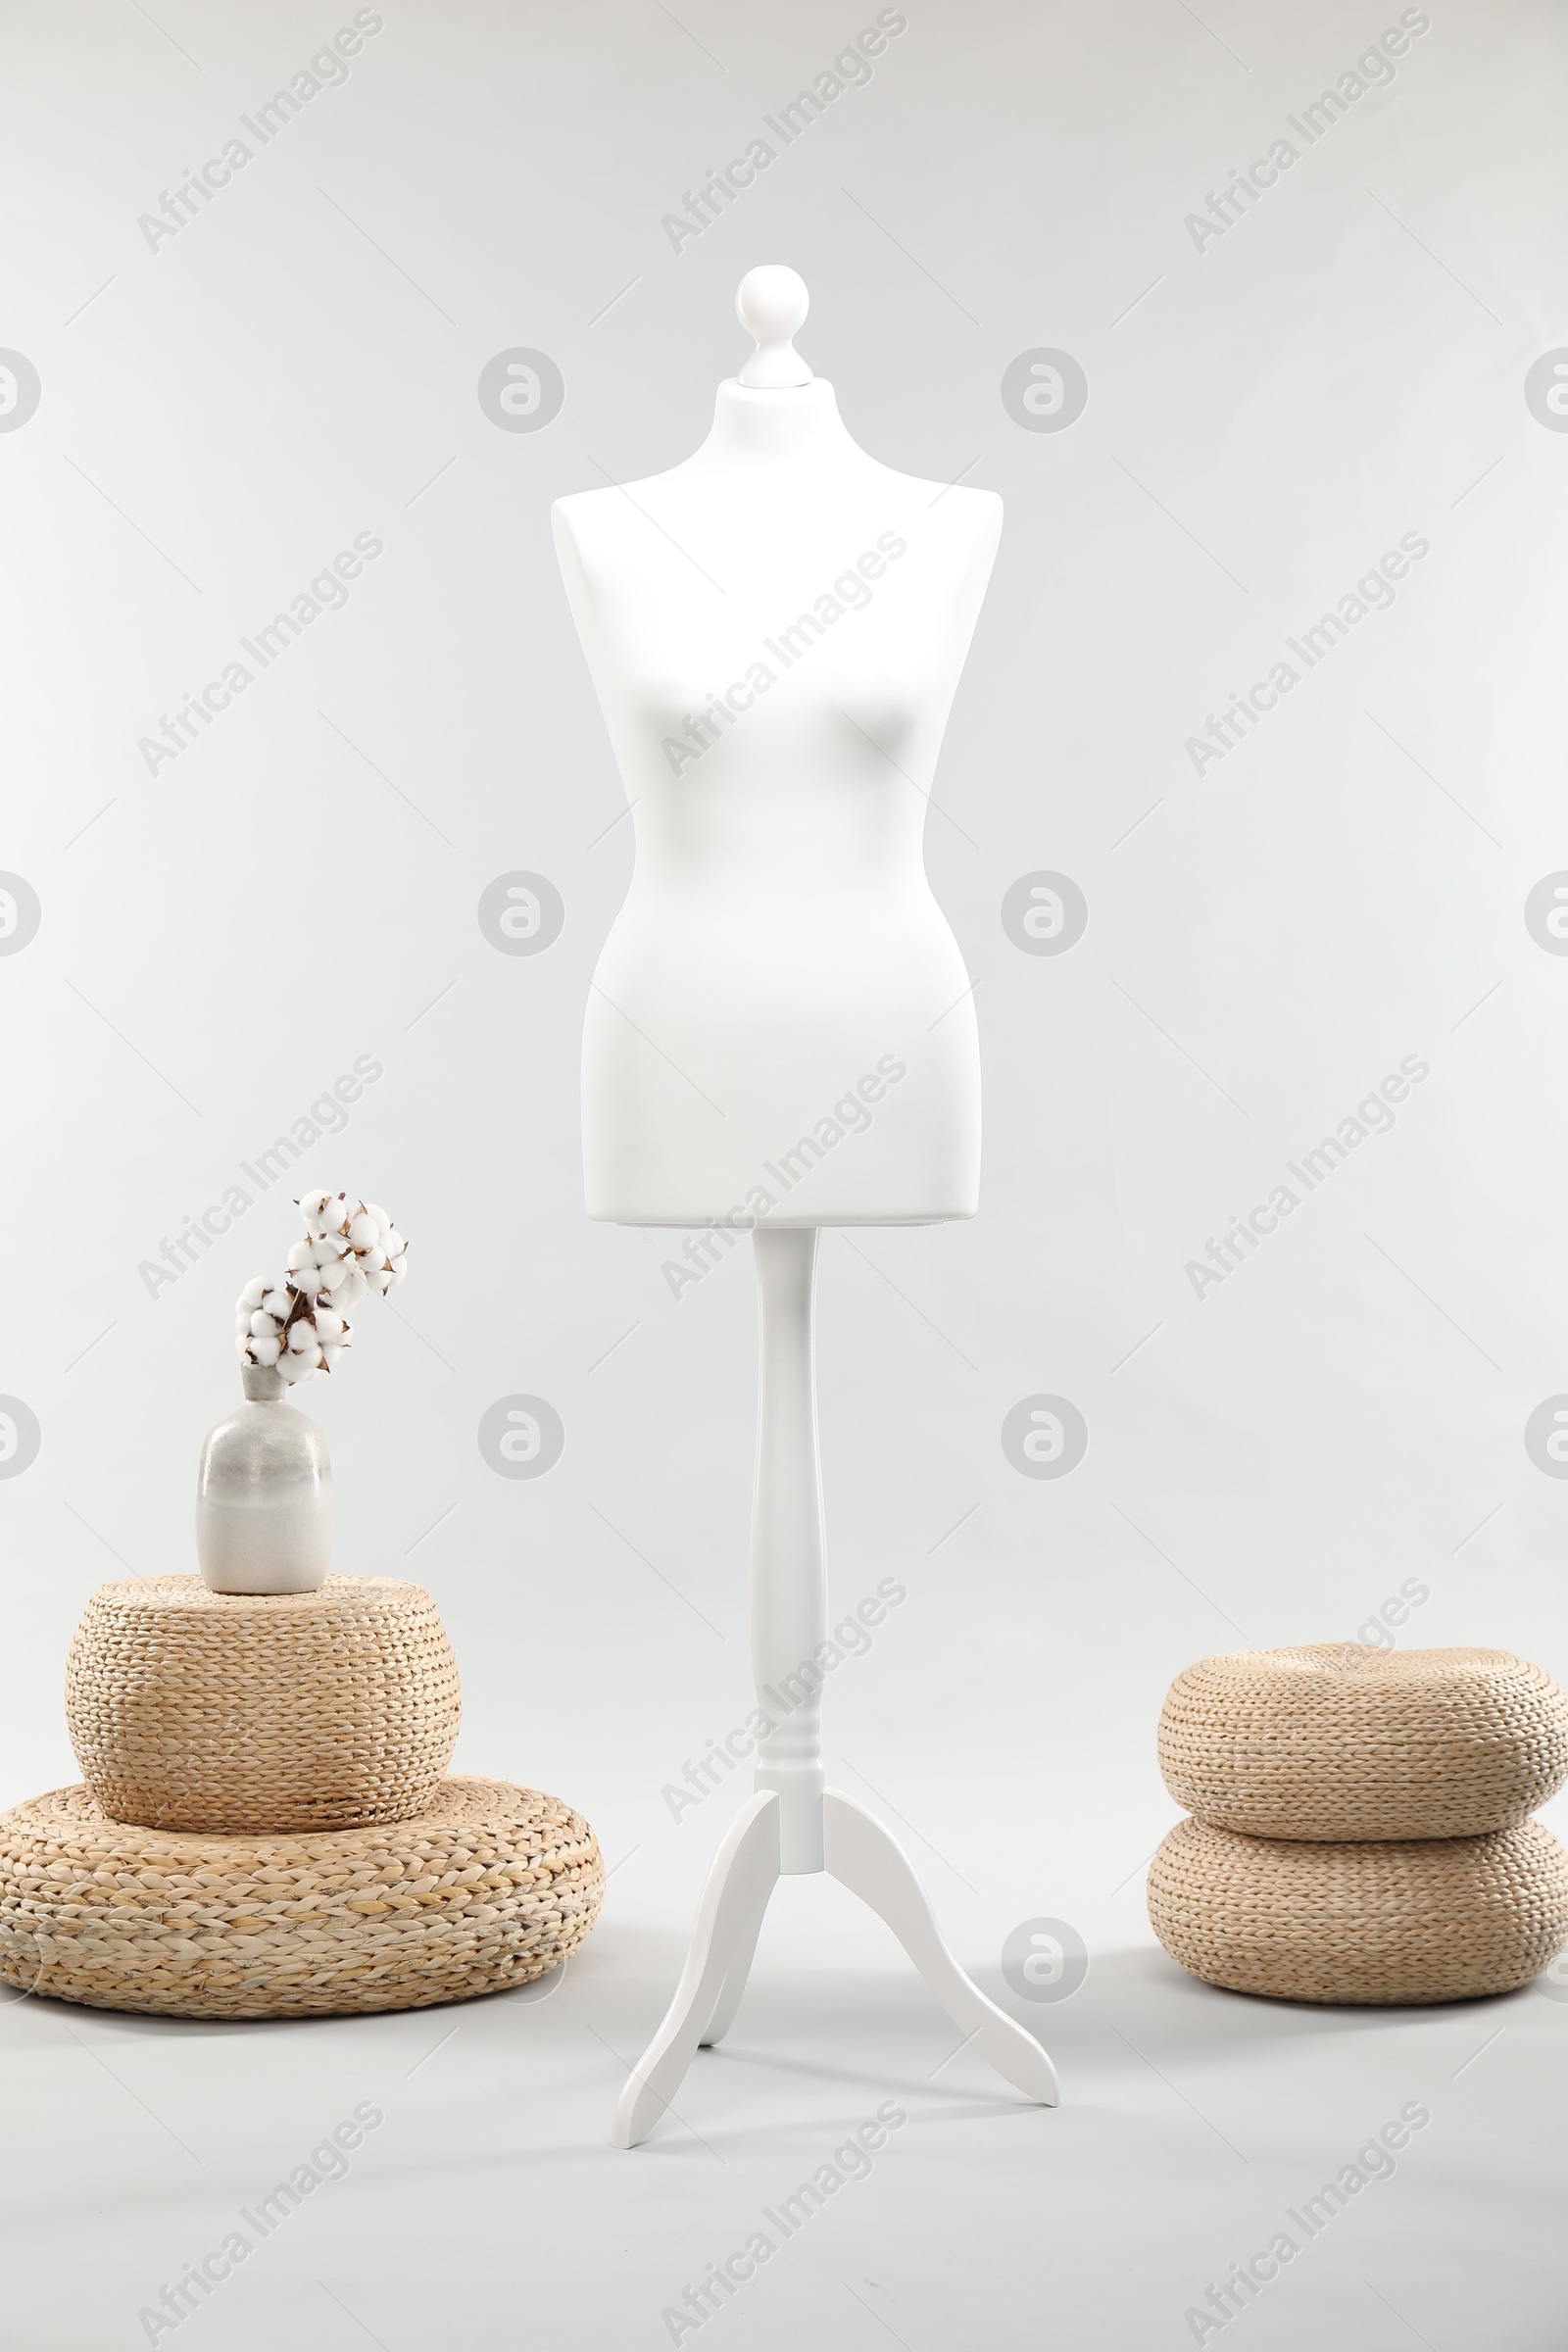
[[66, 1577, 461, 1834], [1158, 1644, 1568, 1841], [0, 1775, 603, 2019], [1148, 1815, 1568, 2004]]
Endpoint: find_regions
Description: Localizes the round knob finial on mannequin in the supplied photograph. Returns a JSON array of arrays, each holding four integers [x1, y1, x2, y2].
[[736, 266, 812, 389]]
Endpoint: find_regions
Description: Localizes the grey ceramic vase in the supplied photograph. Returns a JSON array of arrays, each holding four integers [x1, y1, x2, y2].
[[196, 1364, 333, 1593]]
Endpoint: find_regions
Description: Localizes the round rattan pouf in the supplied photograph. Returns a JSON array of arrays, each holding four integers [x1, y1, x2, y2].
[[1148, 1815, 1568, 2004], [1158, 1644, 1568, 1841], [0, 1776, 602, 2019], [66, 1576, 461, 1834]]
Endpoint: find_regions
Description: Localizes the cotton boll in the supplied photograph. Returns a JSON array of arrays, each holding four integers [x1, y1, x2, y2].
[[299, 1189, 339, 1233], [338, 1266, 368, 1307], [240, 1277, 268, 1309], [315, 1307, 345, 1342], [348, 1212, 378, 1252], [250, 1333, 281, 1366], [319, 1343, 346, 1371]]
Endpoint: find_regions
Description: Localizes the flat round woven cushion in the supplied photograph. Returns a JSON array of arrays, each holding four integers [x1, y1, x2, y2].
[[0, 1776, 602, 2020], [1149, 1816, 1568, 2004], [66, 1575, 461, 1834], [1157, 1644, 1568, 1839]]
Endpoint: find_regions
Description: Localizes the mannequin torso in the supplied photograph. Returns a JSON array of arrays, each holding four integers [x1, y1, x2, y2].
[[555, 279, 999, 1229]]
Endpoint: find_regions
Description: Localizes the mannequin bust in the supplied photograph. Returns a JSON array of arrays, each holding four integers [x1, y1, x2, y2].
[[555, 270, 1054, 2146], [553, 265, 996, 1230]]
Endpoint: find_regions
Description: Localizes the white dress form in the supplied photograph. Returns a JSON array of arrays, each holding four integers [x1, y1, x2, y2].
[[554, 270, 989, 1229], [555, 270, 1057, 2144]]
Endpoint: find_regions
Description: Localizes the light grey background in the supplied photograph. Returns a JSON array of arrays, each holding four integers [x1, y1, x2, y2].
[[3, 1, 1567, 2344]]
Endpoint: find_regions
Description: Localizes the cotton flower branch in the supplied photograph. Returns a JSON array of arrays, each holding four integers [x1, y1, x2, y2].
[[235, 1193, 408, 1384]]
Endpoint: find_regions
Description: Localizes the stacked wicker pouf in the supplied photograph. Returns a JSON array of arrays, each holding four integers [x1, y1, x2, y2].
[[1148, 1644, 1568, 2004], [0, 1577, 603, 2019]]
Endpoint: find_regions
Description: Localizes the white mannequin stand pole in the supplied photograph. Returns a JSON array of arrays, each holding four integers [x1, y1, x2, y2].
[[612, 1228, 1058, 2148]]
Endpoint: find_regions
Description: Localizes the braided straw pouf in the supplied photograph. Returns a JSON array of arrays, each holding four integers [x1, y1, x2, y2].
[[0, 1776, 602, 2019], [1158, 1644, 1568, 1842], [65, 1577, 461, 1834], [1148, 1816, 1568, 2003]]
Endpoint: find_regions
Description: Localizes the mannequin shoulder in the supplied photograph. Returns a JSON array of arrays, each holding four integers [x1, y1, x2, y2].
[[925, 478, 1003, 546], [871, 459, 1002, 551], [904, 478, 1003, 580], [552, 484, 637, 598], [551, 482, 625, 559], [552, 471, 696, 587]]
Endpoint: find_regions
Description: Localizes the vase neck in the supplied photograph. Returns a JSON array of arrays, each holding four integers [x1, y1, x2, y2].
[[240, 1364, 287, 1402]]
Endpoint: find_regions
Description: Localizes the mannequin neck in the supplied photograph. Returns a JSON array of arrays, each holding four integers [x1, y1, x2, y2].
[[700, 377, 860, 464]]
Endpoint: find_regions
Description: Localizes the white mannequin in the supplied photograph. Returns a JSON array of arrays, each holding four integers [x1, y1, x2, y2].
[[556, 270, 1056, 2145], [555, 265, 988, 1230]]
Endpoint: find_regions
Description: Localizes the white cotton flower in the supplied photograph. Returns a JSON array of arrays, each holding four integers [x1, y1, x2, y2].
[[299, 1189, 352, 1240], [298, 1189, 334, 1232], [233, 1196, 402, 1381]]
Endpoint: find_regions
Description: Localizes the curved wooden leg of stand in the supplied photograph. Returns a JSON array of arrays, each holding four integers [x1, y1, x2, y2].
[[699, 1887, 770, 2048], [612, 1790, 781, 2148], [823, 1789, 1059, 2106]]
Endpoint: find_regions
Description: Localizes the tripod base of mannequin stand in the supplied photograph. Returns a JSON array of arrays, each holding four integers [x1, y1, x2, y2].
[[612, 1787, 1058, 2148]]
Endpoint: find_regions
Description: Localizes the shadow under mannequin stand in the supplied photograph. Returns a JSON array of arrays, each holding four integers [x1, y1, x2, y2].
[[612, 1227, 1057, 2147]]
